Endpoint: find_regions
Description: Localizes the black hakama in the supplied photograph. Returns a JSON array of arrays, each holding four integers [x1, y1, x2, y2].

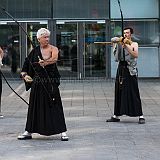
[[22, 46, 67, 136], [114, 61, 143, 117]]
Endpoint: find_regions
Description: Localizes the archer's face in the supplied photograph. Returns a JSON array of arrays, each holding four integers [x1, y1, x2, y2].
[[123, 29, 131, 39], [38, 35, 50, 46]]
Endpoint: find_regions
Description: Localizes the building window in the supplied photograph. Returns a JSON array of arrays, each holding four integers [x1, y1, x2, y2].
[[111, 0, 159, 18], [110, 20, 159, 46]]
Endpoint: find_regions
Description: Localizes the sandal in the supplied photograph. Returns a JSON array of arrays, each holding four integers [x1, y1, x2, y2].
[[61, 135, 69, 141], [17, 134, 32, 140], [17, 131, 32, 140]]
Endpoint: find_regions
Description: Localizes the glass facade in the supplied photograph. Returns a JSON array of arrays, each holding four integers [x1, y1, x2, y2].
[[53, 0, 109, 19], [0, 25, 20, 76], [56, 22, 106, 78], [0, 0, 159, 79], [0, 0, 51, 19], [0, 0, 109, 19], [111, 0, 159, 18], [84, 23, 106, 77], [56, 23, 78, 77], [110, 20, 159, 46]]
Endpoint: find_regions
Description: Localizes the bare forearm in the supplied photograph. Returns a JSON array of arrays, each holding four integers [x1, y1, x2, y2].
[[0, 48, 4, 58], [124, 44, 138, 58], [44, 59, 57, 65]]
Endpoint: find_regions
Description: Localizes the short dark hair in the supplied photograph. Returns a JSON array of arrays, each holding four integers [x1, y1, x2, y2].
[[124, 27, 134, 34]]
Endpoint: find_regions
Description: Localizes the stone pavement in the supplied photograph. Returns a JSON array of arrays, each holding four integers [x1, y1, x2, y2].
[[0, 79, 160, 160]]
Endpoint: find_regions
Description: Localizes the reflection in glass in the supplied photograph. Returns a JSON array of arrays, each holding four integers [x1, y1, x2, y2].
[[110, 20, 159, 45], [0, 24, 20, 79], [27, 24, 47, 52], [85, 23, 106, 77], [56, 24, 78, 78]]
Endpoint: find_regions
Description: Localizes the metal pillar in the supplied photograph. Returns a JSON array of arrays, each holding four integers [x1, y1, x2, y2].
[[19, 22, 28, 68], [77, 22, 85, 79], [48, 19, 56, 46]]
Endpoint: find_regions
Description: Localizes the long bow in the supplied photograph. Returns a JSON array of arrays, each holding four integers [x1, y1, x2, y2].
[[117, 0, 124, 38], [117, 0, 125, 61], [0, 6, 55, 106]]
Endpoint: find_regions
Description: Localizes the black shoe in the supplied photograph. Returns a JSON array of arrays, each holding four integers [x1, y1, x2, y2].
[[17, 134, 32, 140], [106, 117, 120, 122], [139, 118, 145, 124]]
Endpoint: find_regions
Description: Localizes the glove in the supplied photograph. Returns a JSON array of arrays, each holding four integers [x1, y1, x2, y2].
[[21, 72, 33, 83], [119, 36, 132, 45], [119, 37, 125, 43], [123, 38, 132, 45], [111, 37, 132, 45], [24, 75, 33, 83]]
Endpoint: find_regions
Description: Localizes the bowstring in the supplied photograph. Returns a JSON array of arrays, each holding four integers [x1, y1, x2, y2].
[[0, 6, 56, 105], [0, 7, 29, 105]]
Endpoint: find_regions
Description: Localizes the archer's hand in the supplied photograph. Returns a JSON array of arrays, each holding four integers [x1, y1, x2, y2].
[[123, 38, 132, 45], [119, 37, 132, 45], [24, 75, 33, 83], [39, 59, 46, 67]]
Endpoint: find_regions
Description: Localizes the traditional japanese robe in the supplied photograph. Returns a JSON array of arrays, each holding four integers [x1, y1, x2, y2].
[[113, 43, 143, 117], [22, 46, 67, 135], [0, 49, 3, 110]]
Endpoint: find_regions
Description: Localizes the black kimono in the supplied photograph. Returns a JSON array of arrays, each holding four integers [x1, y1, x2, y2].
[[113, 44, 143, 117], [22, 46, 67, 136]]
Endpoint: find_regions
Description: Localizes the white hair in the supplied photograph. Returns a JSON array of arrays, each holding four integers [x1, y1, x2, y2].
[[36, 28, 50, 39]]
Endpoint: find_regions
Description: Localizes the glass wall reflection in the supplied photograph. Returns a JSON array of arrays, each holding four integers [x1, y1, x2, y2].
[[0, 24, 20, 79], [56, 23, 78, 78], [110, 20, 159, 46]]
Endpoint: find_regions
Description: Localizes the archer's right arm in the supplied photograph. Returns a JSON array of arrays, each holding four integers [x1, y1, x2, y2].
[[20, 52, 33, 83]]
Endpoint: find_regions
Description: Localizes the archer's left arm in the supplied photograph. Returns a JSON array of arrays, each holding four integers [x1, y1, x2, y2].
[[0, 47, 4, 58], [0, 47, 4, 66], [124, 42, 138, 58], [44, 46, 58, 66]]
